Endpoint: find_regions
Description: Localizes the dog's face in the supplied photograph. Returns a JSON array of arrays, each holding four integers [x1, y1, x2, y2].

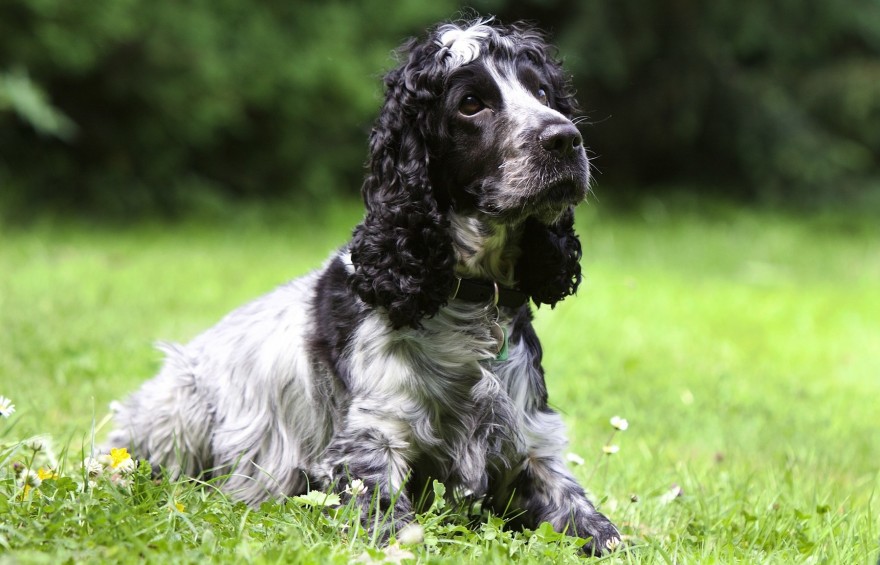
[[428, 25, 589, 225], [351, 21, 587, 328]]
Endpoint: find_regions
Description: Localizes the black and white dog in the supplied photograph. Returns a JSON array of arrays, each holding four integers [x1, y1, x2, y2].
[[109, 18, 620, 555]]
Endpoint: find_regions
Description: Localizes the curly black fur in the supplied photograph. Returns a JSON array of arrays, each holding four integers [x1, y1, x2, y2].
[[349, 38, 457, 329], [350, 19, 587, 328], [516, 208, 583, 307]]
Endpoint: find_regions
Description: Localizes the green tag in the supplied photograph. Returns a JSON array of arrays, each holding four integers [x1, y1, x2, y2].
[[495, 326, 509, 361]]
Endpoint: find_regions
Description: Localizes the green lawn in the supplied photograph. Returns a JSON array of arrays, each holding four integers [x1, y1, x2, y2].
[[1, 199, 878, 563]]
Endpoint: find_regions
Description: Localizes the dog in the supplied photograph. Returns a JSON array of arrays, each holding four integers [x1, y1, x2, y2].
[[108, 18, 620, 555]]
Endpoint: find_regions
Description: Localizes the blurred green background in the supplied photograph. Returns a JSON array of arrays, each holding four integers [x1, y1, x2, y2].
[[2, 0, 879, 217], [1, 5, 879, 560]]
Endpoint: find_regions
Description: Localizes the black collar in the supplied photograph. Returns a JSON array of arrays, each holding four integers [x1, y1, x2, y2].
[[450, 277, 529, 308]]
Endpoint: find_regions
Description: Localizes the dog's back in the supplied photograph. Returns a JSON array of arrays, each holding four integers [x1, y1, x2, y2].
[[108, 271, 332, 504]]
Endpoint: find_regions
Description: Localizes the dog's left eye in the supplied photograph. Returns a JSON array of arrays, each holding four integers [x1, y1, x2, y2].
[[459, 95, 486, 116], [537, 87, 549, 106]]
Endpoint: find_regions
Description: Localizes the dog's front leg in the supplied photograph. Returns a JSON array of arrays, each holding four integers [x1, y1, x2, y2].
[[508, 411, 621, 556], [512, 453, 620, 555], [320, 424, 414, 543]]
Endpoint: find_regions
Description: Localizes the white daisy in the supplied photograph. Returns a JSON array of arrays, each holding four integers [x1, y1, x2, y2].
[[609, 416, 629, 431], [0, 395, 15, 418], [602, 444, 620, 455], [83, 457, 105, 478], [345, 478, 367, 496], [397, 523, 425, 545], [19, 468, 42, 489], [23, 435, 51, 453]]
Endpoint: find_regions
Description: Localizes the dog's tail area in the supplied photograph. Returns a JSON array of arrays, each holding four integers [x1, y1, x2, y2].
[[105, 342, 214, 478]]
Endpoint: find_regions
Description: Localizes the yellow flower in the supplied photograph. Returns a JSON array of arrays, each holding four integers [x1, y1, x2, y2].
[[37, 468, 58, 481], [172, 501, 185, 512], [110, 447, 132, 469]]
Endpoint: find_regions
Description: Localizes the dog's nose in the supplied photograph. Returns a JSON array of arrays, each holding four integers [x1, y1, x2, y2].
[[539, 123, 583, 157]]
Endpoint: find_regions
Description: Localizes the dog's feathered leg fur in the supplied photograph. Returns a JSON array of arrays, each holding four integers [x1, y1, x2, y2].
[[107, 18, 621, 556]]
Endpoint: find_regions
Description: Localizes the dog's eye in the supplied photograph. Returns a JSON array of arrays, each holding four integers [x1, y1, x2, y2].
[[537, 87, 549, 106], [459, 95, 486, 116]]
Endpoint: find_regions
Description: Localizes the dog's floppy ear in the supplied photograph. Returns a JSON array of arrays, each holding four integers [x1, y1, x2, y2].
[[349, 39, 457, 330], [515, 207, 582, 307]]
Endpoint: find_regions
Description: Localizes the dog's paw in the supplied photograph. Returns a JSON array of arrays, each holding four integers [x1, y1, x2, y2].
[[578, 513, 622, 556]]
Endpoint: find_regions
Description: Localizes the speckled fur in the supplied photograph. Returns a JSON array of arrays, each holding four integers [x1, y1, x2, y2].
[[108, 18, 619, 556]]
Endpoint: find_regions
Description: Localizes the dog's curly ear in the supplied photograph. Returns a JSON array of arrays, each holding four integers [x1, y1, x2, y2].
[[515, 207, 582, 308], [349, 41, 457, 330]]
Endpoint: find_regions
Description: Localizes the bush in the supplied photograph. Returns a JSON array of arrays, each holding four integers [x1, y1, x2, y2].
[[2, 0, 879, 214], [483, 0, 880, 204], [0, 0, 455, 215]]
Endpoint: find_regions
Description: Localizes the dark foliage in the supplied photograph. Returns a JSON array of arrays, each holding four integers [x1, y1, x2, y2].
[[1, 0, 879, 215], [0, 0, 456, 215], [480, 0, 880, 204]]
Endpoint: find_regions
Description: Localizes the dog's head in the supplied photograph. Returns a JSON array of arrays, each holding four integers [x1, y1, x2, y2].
[[429, 23, 587, 223], [350, 19, 587, 329]]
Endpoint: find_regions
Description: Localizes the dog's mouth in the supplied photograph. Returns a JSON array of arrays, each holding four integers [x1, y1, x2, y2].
[[471, 163, 590, 223], [515, 176, 588, 223], [541, 177, 588, 205], [536, 174, 589, 207]]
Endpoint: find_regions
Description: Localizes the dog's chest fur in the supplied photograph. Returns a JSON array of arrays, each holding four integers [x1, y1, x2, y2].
[[310, 256, 536, 497], [388, 306, 528, 495]]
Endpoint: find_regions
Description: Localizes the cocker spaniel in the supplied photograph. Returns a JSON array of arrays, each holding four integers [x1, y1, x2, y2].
[[108, 18, 620, 555]]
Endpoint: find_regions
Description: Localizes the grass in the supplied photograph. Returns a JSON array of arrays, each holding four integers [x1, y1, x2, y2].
[[1, 197, 878, 563]]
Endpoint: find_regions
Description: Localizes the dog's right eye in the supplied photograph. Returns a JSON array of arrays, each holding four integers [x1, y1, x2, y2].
[[459, 95, 486, 116]]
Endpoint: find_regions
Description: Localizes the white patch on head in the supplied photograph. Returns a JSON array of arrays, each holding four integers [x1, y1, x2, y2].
[[487, 59, 562, 122], [436, 22, 495, 68]]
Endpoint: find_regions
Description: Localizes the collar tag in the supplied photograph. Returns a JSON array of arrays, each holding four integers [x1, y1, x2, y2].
[[496, 326, 509, 361], [489, 323, 509, 362]]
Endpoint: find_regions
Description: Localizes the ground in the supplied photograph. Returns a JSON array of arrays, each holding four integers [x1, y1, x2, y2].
[[1, 197, 878, 563]]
